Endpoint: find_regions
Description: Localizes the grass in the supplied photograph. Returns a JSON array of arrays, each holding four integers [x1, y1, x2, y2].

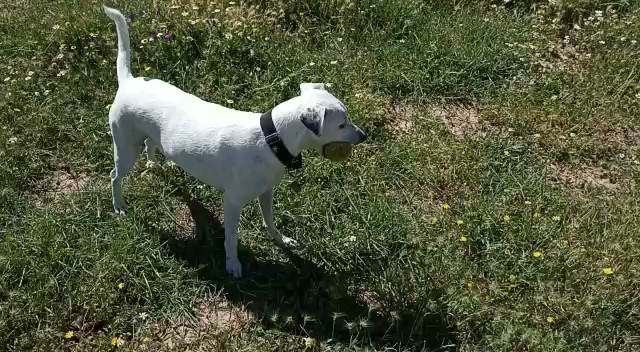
[[1, 0, 640, 351]]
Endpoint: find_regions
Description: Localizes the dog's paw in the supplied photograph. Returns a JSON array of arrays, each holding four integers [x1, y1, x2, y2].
[[113, 203, 127, 216], [226, 257, 242, 278], [280, 236, 298, 247]]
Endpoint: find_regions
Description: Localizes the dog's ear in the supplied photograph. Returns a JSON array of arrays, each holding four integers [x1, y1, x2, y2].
[[300, 106, 325, 136], [300, 83, 326, 95]]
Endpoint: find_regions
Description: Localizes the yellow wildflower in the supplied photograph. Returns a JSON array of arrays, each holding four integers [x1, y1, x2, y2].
[[64, 331, 74, 339], [503, 215, 510, 221], [304, 337, 315, 348], [533, 251, 543, 258], [431, 217, 438, 224], [442, 203, 450, 209], [117, 282, 125, 289], [143, 337, 151, 343], [603, 268, 614, 275], [547, 316, 554, 323], [460, 236, 468, 242], [111, 336, 124, 347], [145, 66, 152, 72], [456, 219, 464, 225]]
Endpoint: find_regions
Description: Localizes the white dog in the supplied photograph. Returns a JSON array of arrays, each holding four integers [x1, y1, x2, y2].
[[103, 6, 367, 278]]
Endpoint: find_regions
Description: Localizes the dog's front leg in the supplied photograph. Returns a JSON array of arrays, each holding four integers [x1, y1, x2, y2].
[[258, 189, 297, 247], [223, 195, 243, 278], [144, 138, 158, 162]]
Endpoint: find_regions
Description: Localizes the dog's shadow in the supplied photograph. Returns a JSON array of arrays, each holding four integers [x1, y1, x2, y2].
[[158, 187, 457, 350]]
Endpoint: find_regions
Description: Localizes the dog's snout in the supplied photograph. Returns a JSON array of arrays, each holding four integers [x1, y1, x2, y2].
[[356, 128, 368, 144]]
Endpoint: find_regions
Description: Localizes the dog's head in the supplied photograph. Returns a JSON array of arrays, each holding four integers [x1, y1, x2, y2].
[[298, 83, 367, 161]]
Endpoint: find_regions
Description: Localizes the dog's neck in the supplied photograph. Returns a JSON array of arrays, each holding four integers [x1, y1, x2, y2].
[[269, 98, 317, 157]]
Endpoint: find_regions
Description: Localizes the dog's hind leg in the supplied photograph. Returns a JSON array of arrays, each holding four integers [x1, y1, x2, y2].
[[110, 128, 139, 215], [259, 189, 297, 247]]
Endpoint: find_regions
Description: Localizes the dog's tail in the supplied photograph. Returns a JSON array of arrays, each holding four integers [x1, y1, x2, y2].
[[103, 5, 133, 83]]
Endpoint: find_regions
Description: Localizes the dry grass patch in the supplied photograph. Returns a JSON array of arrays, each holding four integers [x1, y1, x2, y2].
[[430, 103, 481, 140], [197, 299, 253, 332], [383, 97, 484, 141], [383, 96, 417, 139], [171, 203, 196, 240], [155, 297, 253, 348], [29, 168, 95, 206], [547, 161, 627, 191], [50, 169, 91, 194]]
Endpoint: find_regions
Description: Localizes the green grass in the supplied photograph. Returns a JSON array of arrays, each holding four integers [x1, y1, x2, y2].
[[2, 0, 640, 351]]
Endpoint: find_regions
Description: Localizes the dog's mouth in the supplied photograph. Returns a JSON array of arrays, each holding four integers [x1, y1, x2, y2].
[[322, 142, 353, 162]]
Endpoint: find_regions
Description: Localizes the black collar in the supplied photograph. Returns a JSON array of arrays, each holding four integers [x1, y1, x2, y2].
[[260, 111, 303, 171]]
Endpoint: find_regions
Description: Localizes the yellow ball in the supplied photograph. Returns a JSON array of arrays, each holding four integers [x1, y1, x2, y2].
[[322, 142, 353, 162]]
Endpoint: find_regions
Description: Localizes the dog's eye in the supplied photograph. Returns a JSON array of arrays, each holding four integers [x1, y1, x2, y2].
[[339, 123, 346, 129]]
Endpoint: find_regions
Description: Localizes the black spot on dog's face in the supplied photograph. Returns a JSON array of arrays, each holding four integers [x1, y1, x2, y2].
[[300, 113, 321, 136]]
